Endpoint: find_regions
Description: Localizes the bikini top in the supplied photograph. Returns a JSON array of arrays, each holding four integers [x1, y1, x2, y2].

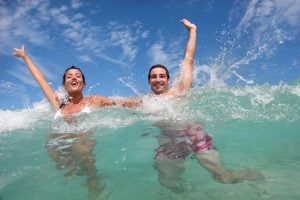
[[53, 106, 91, 119], [51, 106, 92, 134]]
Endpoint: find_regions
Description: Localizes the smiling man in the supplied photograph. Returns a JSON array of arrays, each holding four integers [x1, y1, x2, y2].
[[147, 19, 195, 98], [147, 64, 170, 95], [145, 19, 264, 193]]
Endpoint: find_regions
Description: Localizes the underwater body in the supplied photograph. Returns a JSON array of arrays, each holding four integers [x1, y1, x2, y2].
[[1, 83, 300, 200]]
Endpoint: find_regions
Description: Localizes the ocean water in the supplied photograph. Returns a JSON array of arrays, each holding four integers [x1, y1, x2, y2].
[[1, 84, 300, 200]]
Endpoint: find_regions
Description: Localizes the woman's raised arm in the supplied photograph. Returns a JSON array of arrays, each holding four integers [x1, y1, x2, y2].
[[13, 45, 60, 110]]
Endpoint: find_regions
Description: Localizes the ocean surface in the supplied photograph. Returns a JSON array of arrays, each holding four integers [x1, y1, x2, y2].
[[0, 84, 300, 200]]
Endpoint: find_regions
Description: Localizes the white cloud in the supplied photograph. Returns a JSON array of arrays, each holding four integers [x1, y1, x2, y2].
[[237, 0, 300, 41], [110, 29, 137, 62], [107, 21, 150, 64], [8, 53, 57, 87], [44, 4, 147, 67], [49, 6, 71, 25], [140, 30, 150, 39], [73, 13, 85, 20], [0, 80, 30, 108], [79, 55, 92, 63], [0, 0, 147, 68], [71, 0, 83, 9], [279, 0, 300, 27], [147, 33, 183, 70], [48, 6, 145, 67], [0, 80, 27, 96], [0, 0, 50, 48], [236, 0, 259, 30], [148, 42, 169, 65], [204, 0, 215, 11], [7, 66, 37, 87]]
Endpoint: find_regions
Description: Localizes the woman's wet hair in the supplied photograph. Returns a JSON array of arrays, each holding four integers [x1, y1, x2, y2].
[[62, 66, 86, 85], [148, 64, 170, 80]]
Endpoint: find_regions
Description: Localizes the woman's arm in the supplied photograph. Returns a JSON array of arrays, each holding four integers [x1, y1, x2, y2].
[[13, 45, 60, 110]]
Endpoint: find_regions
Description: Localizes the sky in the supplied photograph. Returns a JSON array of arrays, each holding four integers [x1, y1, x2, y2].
[[0, 0, 299, 110]]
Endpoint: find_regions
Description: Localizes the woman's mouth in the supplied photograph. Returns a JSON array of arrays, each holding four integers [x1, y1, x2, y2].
[[71, 81, 78, 86]]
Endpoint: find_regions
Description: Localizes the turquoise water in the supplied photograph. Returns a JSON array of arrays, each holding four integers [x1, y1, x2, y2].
[[1, 84, 300, 200]]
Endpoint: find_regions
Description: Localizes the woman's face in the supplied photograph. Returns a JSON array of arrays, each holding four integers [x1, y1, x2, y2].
[[63, 68, 85, 94]]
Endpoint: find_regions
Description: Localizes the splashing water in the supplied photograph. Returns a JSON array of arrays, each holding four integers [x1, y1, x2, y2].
[[1, 82, 300, 199], [1, 1, 300, 199]]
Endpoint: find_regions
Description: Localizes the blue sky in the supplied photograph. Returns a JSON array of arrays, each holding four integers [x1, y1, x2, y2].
[[0, 0, 299, 109]]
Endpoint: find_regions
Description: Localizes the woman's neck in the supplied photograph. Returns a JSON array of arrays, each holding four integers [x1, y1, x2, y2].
[[68, 94, 84, 104]]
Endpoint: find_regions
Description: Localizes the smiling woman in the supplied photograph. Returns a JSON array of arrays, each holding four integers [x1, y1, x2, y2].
[[1, 0, 300, 199], [12, 45, 119, 114], [12, 45, 138, 199]]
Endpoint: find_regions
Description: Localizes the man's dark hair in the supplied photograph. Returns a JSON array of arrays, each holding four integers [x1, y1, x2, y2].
[[148, 64, 170, 80]]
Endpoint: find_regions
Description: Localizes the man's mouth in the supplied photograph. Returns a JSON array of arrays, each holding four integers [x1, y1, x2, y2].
[[154, 82, 164, 86]]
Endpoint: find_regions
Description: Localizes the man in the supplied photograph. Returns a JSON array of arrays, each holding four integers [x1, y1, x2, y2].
[[146, 19, 263, 193], [148, 19, 195, 97]]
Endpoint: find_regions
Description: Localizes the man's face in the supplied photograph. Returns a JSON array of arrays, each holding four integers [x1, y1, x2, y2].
[[148, 67, 169, 95]]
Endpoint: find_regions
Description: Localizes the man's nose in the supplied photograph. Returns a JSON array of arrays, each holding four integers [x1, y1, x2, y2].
[[154, 77, 162, 81]]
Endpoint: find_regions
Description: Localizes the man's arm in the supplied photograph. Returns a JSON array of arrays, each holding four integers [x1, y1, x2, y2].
[[169, 18, 197, 96], [115, 97, 142, 107], [90, 96, 142, 108]]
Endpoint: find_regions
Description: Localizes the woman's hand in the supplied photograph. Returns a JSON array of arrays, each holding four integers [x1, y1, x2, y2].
[[13, 45, 27, 59]]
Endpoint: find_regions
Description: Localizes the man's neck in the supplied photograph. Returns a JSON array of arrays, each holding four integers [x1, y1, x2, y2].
[[150, 91, 175, 98]]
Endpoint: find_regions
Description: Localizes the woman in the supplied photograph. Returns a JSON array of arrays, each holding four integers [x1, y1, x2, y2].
[[13, 46, 119, 113], [13, 45, 129, 199]]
